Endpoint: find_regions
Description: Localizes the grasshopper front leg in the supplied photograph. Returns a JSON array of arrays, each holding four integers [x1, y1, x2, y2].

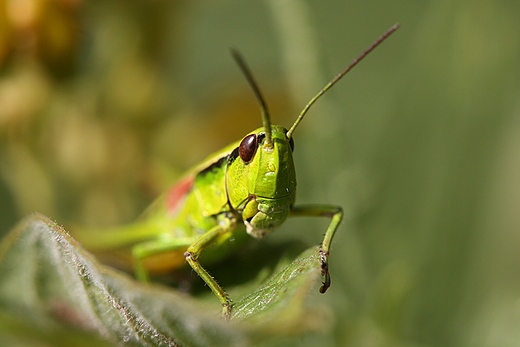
[[184, 214, 237, 319], [131, 214, 237, 318], [290, 205, 343, 293]]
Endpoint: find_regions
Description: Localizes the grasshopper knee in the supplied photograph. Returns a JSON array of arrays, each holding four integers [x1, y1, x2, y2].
[[184, 251, 196, 262]]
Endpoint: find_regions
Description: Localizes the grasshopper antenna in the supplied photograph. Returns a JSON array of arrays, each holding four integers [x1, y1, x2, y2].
[[286, 23, 400, 139], [230, 48, 273, 148]]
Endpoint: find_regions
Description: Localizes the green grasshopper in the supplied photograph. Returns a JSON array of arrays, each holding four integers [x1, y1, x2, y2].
[[76, 24, 400, 318]]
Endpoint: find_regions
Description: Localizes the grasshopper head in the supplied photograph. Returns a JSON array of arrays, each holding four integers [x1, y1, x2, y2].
[[226, 125, 296, 238]]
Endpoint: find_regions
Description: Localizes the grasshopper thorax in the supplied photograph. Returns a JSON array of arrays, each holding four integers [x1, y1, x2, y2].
[[226, 125, 296, 238]]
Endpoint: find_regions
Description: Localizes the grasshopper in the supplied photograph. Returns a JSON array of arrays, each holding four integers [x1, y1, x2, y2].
[[76, 24, 400, 318]]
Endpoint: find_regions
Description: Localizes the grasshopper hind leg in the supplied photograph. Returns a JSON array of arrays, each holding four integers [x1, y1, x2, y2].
[[131, 235, 194, 283]]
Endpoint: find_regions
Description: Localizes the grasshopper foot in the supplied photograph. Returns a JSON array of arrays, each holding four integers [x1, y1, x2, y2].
[[221, 302, 233, 320], [319, 249, 331, 294]]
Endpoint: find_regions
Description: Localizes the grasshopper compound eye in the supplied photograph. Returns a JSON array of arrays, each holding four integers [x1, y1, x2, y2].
[[238, 134, 258, 163]]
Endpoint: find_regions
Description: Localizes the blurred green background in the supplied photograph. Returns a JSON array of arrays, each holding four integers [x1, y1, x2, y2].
[[1, 0, 520, 346]]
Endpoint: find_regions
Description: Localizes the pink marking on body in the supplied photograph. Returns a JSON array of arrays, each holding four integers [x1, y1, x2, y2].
[[166, 175, 195, 215]]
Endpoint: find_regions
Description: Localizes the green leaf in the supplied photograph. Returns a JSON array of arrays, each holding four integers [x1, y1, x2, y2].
[[232, 247, 325, 331], [0, 214, 330, 346]]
